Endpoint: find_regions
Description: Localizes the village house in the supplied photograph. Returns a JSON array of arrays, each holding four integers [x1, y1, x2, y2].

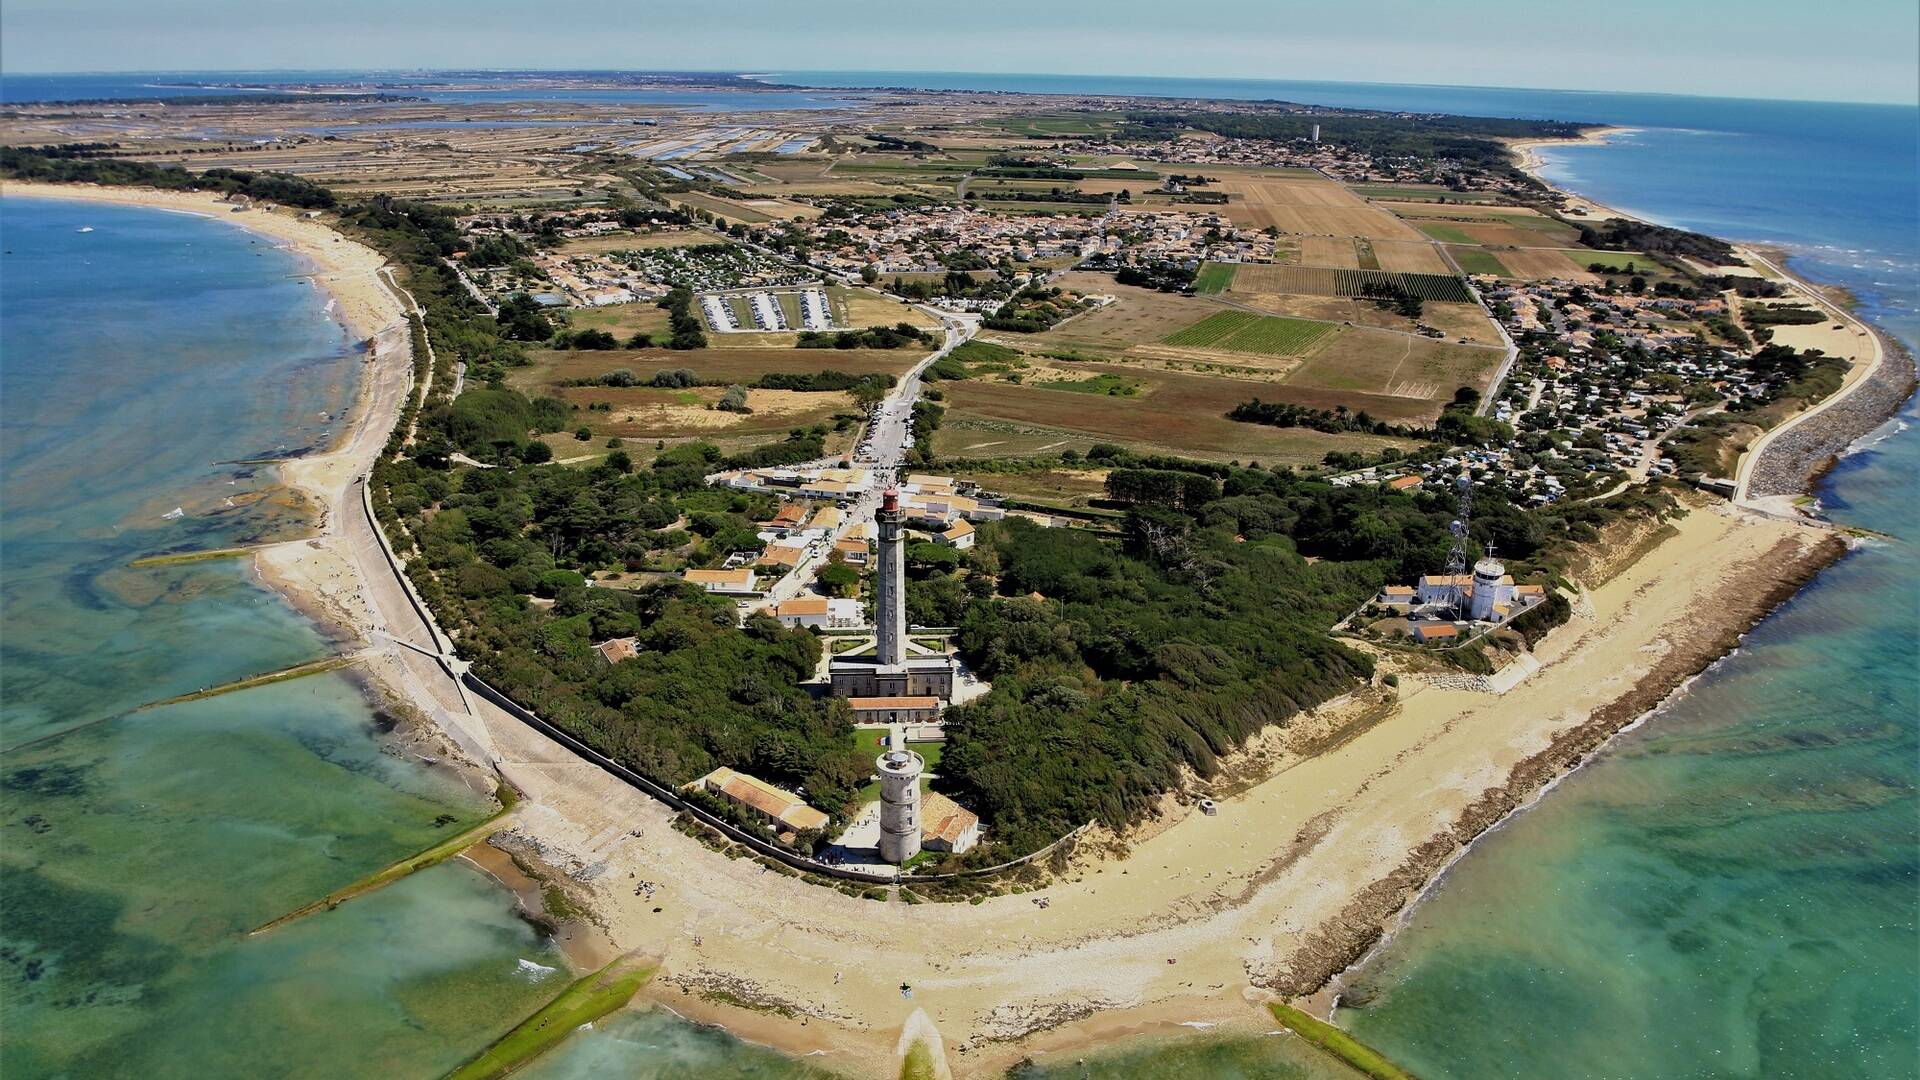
[[685, 767, 829, 841], [683, 567, 758, 595], [592, 637, 641, 666], [938, 519, 976, 550], [772, 596, 863, 630], [920, 790, 980, 855]]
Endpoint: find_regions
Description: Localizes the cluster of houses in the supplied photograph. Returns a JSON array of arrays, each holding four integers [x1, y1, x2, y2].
[[454, 225, 811, 311], [752, 201, 1273, 290], [1481, 278, 1787, 486], [759, 204, 1099, 278]]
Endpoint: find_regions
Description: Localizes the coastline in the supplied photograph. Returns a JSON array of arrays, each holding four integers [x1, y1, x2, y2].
[[1508, 141, 1918, 509], [2, 166, 1894, 1079]]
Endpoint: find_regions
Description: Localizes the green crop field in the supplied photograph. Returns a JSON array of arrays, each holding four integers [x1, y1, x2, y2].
[[1162, 310, 1337, 356], [1194, 262, 1238, 294], [1162, 310, 1259, 348], [1417, 223, 1477, 244], [1449, 248, 1509, 276], [1571, 249, 1652, 270]]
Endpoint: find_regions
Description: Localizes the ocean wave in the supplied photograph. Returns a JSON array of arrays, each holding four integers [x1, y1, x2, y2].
[[1840, 417, 1908, 458], [514, 957, 558, 981]]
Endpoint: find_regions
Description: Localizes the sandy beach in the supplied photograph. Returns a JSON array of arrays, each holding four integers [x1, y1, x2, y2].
[[1506, 125, 1639, 219], [3, 180, 1865, 1078]]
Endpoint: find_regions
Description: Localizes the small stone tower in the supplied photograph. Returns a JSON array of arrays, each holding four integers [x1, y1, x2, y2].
[[876, 730, 923, 864], [875, 487, 906, 667], [1469, 555, 1506, 622]]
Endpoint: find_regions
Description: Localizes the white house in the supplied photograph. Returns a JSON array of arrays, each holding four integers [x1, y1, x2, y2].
[[683, 568, 758, 595]]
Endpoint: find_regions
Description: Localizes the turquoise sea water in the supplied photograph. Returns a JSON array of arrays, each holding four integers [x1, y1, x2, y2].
[[0, 198, 565, 1077]]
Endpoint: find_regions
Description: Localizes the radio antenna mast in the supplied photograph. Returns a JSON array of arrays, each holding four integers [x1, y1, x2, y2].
[[1444, 473, 1474, 615]]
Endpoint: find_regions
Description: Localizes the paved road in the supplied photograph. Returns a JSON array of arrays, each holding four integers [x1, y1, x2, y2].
[[753, 311, 976, 607], [1731, 248, 1886, 504]]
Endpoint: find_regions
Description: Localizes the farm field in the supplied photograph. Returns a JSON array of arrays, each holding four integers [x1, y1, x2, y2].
[[1281, 334, 1503, 421], [1376, 200, 1555, 218], [1421, 301, 1506, 346], [1161, 310, 1339, 356], [1572, 250, 1656, 271], [567, 301, 673, 341], [1223, 289, 1502, 347], [1447, 247, 1509, 276], [1208, 171, 1423, 240], [1371, 240, 1454, 274], [517, 347, 918, 392], [950, 468, 1113, 509], [934, 366, 1412, 465], [1072, 176, 1160, 196], [1227, 264, 1476, 303], [1193, 263, 1238, 294], [1351, 185, 1508, 203], [669, 191, 821, 225], [983, 272, 1222, 357], [1299, 235, 1362, 268], [1410, 213, 1582, 248], [1484, 247, 1603, 282], [534, 382, 852, 443]]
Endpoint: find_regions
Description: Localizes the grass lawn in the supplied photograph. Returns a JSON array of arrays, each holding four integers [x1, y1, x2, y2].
[[851, 734, 944, 804], [1193, 262, 1238, 295], [1449, 247, 1509, 276]]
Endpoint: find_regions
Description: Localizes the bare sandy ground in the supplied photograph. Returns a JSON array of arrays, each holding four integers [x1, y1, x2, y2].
[[9, 181, 1851, 1078]]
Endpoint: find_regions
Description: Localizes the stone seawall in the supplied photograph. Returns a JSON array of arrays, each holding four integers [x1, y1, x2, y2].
[[1749, 341, 1916, 498]]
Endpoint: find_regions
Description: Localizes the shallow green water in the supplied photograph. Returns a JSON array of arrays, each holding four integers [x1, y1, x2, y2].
[[517, 1008, 848, 1078], [1005, 1030, 1362, 1080], [0, 197, 566, 1078]]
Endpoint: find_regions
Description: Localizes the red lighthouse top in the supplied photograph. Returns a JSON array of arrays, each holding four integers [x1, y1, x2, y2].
[[882, 488, 899, 512]]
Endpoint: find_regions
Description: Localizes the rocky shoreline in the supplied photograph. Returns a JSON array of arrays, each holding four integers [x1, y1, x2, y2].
[[1750, 336, 1918, 498]]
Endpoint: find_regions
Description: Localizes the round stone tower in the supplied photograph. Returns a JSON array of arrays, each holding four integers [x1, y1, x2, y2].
[[1469, 556, 1506, 622], [876, 741, 924, 865]]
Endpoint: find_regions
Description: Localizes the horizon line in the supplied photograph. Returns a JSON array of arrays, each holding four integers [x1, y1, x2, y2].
[[2, 66, 1914, 110]]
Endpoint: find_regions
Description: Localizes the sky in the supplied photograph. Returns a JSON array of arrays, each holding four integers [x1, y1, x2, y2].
[[4, 0, 1916, 105]]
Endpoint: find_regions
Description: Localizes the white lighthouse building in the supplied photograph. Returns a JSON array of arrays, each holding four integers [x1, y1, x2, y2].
[[1469, 555, 1515, 621], [876, 729, 924, 864]]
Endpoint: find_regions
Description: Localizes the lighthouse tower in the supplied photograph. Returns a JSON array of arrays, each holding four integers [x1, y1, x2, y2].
[[1469, 554, 1506, 621], [875, 488, 906, 667], [876, 729, 923, 864]]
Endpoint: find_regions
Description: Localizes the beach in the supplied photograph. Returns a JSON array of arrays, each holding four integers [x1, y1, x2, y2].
[[0, 178, 1880, 1078]]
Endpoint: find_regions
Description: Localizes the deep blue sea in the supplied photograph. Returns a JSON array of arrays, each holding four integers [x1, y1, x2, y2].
[[1, 71, 1914, 1079], [0, 71, 855, 112]]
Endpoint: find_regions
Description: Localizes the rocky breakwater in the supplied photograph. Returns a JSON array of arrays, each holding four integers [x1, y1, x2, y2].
[[1750, 340, 1917, 499]]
